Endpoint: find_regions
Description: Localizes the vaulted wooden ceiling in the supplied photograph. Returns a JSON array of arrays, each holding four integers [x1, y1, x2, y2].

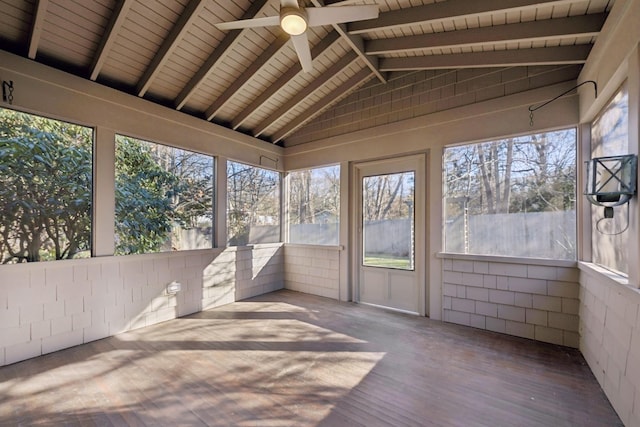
[[0, 0, 614, 146]]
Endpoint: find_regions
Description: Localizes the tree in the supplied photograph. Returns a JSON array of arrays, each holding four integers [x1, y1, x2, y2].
[[168, 149, 213, 229], [477, 139, 514, 214], [0, 109, 92, 263], [114, 137, 181, 255], [445, 132, 575, 217], [363, 172, 413, 221], [0, 109, 214, 262], [288, 166, 340, 225], [227, 161, 280, 245], [290, 169, 313, 224], [443, 129, 577, 258]]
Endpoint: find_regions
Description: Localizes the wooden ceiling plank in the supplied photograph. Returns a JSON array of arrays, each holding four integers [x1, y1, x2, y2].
[[136, 0, 206, 97], [205, 34, 289, 121], [271, 68, 373, 143], [230, 32, 341, 130], [378, 44, 592, 71], [28, 0, 49, 59], [90, 0, 133, 81], [253, 52, 360, 137], [367, 12, 606, 54], [348, 0, 577, 35], [173, 0, 270, 111], [309, 0, 386, 83]]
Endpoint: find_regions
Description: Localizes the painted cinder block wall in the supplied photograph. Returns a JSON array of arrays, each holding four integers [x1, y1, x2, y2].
[[579, 265, 640, 426], [0, 245, 284, 367], [441, 255, 580, 348], [284, 245, 341, 299]]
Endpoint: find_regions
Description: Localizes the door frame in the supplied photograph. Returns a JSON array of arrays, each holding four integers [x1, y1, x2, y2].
[[350, 154, 427, 316]]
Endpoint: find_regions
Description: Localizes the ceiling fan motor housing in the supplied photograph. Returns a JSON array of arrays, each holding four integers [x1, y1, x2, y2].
[[280, 6, 308, 35]]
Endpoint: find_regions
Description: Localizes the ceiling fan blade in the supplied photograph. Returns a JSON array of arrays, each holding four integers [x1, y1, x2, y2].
[[306, 5, 379, 27], [290, 33, 313, 73], [215, 16, 280, 31]]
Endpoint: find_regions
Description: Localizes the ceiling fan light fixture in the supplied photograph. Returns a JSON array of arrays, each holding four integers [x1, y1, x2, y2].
[[280, 7, 307, 35]]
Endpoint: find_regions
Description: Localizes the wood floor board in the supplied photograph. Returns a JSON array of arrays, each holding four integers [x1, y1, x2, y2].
[[0, 290, 623, 426]]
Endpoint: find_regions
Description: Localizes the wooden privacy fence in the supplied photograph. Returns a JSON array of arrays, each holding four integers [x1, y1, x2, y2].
[[289, 221, 410, 255], [288, 223, 339, 246], [235, 211, 576, 260], [445, 210, 576, 260]]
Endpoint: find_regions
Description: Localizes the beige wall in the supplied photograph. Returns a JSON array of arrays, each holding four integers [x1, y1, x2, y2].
[[285, 81, 579, 320], [0, 51, 283, 167], [576, 0, 640, 425], [287, 65, 581, 147]]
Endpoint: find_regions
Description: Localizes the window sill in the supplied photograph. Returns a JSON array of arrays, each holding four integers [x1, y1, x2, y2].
[[227, 243, 284, 250], [285, 243, 344, 251], [437, 252, 577, 268], [577, 262, 640, 296]]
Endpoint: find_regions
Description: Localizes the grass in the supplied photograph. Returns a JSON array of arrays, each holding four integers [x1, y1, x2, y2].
[[364, 254, 412, 270]]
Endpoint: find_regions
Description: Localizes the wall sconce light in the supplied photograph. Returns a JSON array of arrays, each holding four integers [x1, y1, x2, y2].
[[585, 154, 637, 218]]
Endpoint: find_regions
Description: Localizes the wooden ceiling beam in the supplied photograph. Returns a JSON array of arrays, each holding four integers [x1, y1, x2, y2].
[[348, 0, 576, 35], [271, 68, 373, 143], [230, 32, 341, 130], [254, 52, 360, 137], [367, 13, 606, 55], [136, 0, 206, 97], [309, 0, 386, 83], [173, 0, 270, 111], [379, 45, 592, 71], [28, 0, 49, 59], [334, 23, 386, 83], [90, 0, 133, 81], [205, 33, 289, 121]]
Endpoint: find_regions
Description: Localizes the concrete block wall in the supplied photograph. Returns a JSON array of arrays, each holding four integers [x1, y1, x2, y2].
[[286, 65, 582, 145], [441, 254, 580, 348], [202, 244, 284, 309], [579, 264, 640, 426], [284, 245, 340, 299], [0, 244, 284, 367]]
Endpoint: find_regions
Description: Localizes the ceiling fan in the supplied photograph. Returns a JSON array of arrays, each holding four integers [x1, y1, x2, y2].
[[215, 0, 379, 73]]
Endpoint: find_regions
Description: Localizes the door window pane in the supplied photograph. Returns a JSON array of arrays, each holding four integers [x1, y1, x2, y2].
[[362, 172, 414, 270]]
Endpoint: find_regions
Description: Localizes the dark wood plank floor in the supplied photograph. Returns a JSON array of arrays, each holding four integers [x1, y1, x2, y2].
[[0, 290, 622, 426]]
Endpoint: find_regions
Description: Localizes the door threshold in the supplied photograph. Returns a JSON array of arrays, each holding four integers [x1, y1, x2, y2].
[[358, 301, 419, 316]]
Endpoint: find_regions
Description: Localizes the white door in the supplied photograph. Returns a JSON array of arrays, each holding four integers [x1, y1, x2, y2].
[[353, 155, 426, 315]]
